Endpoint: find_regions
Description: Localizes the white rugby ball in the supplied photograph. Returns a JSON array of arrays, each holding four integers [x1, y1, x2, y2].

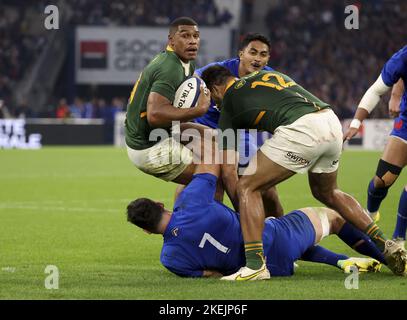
[[173, 77, 203, 108]]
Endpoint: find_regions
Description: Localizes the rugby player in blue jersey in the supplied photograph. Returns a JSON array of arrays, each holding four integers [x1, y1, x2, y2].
[[175, 33, 283, 217], [344, 45, 407, 249], [194, 33, 274, 130], [127, 161, 385, 279]]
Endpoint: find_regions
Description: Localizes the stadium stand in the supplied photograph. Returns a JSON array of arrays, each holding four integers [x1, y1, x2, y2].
[[0, 1, 48, 116], [264, 0, 406, 119], [69, 0, 231, 26], [1, 0, 405, 121]]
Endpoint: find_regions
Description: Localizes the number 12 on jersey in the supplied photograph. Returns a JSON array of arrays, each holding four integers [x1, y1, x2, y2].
[[199, 233, 230, 254], [251, 72, 296, 91]]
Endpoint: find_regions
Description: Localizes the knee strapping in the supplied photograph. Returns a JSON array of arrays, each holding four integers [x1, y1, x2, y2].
[[376, 159, 402, 187]]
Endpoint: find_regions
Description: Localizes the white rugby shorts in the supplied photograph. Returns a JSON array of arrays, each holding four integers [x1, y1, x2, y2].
[[126, 137, 193, 181], [260, 109, 343, 174]]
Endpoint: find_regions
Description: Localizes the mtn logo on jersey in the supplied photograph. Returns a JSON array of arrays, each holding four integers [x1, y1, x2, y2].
[[234, 79, 246, 89], [285, 152, 310, 166]]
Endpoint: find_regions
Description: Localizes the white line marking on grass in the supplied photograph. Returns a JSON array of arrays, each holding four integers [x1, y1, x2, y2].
[[0, 198, 174, 213], [279, 193, 363, 200], [1, 171, 147, 179], [1, 199, 132, 205], [0, 204, 118, 213], [0, 197, 173, 205]]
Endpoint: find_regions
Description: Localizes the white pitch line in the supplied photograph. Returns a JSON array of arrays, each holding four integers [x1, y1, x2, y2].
[[0, 197, 175, 213], [0, 204, 118, 213], [0, 197, 173, 205], [0, 199, 133, 205]]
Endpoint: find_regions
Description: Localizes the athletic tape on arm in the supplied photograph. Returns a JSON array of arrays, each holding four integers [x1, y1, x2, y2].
[[358, 75, 391, 113]]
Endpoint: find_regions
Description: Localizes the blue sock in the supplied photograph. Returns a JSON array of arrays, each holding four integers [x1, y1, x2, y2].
[[367, 179, 389, 213], [392, 188, 407, 240], [338, 222, 385, 263], [301, 245, 348, 268]]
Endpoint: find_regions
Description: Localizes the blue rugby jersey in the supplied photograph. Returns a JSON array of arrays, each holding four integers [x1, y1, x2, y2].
[[381, 45, 407, 121], [161, 173, 245, 277], [160, 174, 316, 277]]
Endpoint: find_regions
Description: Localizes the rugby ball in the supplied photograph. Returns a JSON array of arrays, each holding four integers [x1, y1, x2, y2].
[[173, 77, 203, 108]]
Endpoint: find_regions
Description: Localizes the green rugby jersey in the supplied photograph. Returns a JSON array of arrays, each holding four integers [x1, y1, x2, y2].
[[218, 70, 331, 149], [125, 47, 195, 150]]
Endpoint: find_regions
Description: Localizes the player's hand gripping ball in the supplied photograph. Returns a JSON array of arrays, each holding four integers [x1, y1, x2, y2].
[[174, 77, 207, 108]]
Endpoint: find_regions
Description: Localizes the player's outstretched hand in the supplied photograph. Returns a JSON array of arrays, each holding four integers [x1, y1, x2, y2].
[[195, 84, 211, 116], [343, 127, 359, 142]]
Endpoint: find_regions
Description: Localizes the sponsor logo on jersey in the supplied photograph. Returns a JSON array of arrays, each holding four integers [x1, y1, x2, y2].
[[285, 152, 310, 166], [394, 119, 403, 130], [234, 79, 246, 89], [171, 228, 179, 237]]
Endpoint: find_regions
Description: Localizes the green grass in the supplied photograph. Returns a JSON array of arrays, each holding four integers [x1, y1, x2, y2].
[[0, 147, 406, 299]]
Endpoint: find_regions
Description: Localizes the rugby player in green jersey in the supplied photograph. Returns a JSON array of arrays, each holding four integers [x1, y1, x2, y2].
[[125, 17, 212, 184], [201, 66, 407, 279], [174, 33, 284, 218]]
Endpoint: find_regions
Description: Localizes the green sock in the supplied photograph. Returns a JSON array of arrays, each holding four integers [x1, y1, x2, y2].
[[365, 222, 387, 252], [244, 241, 264, 270]]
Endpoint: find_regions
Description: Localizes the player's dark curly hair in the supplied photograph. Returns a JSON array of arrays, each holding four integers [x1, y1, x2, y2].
[[169, 17, 198, 35], [127, 198, 164, 233], [239, 33, 271, 51], [201, 65, 233, 91]]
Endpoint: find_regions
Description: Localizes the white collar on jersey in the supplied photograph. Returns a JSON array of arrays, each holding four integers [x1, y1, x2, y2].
[[180, 60, 191, 77], [166, 45, 191, 77]]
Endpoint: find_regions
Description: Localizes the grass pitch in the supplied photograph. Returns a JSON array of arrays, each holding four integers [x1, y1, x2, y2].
[[0, 147, 406, 300]]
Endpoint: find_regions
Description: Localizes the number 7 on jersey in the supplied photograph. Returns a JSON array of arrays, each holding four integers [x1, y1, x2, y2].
[[199, 233, 230, 253]]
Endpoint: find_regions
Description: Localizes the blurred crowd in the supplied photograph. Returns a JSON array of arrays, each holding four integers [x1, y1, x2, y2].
[[264, 0, 406, 119], [0, 95, 126, 125], [54, 96, 126, 121], [1, 0, 405, 121], [0, 0, 232, 120], [69, 0, 232, 26], [0, 2, 47, 110]]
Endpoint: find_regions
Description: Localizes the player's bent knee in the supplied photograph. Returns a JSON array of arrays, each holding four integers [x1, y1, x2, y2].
[[375, 159, 402, 187], [326, 208, 345, 233], [236, 178, 249, 196], [310, 186, 322, 200], [314, 190, 337, 207], [236, 177, 257, 196], [310, 186, 329, 203], [313, 207, 331, 239]]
